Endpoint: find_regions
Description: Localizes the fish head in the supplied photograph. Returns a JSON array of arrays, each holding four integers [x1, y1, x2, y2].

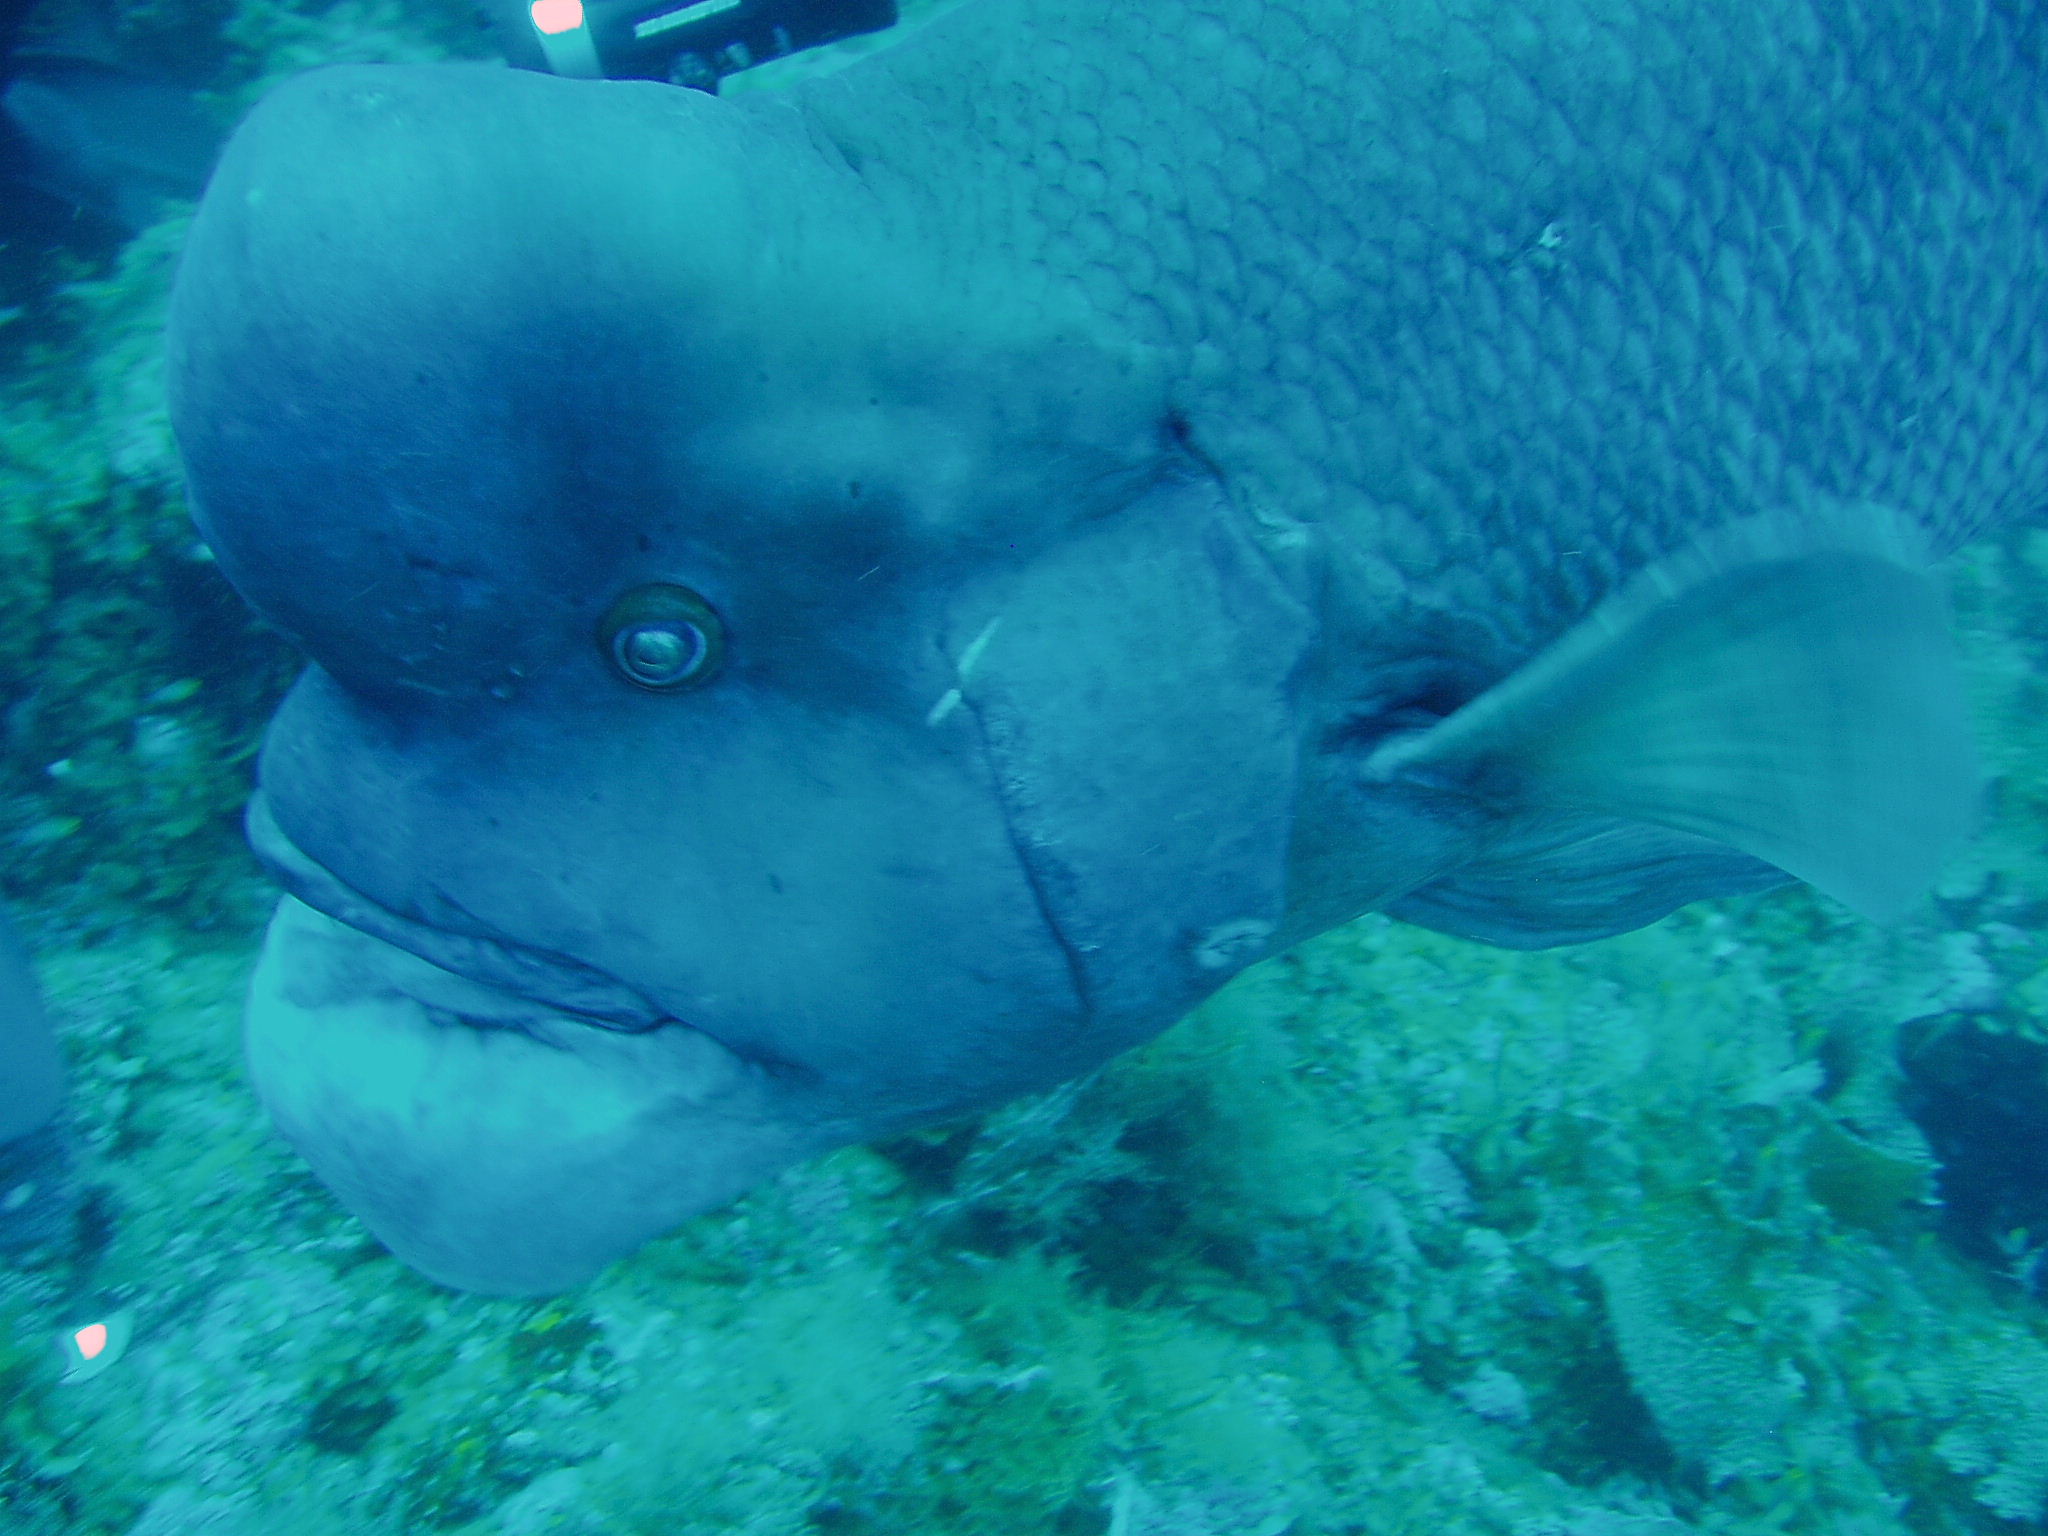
[[167, 64, 1315, 1293]]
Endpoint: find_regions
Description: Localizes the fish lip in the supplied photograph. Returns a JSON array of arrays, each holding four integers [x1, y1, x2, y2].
[[244, 790, 670, 1031]]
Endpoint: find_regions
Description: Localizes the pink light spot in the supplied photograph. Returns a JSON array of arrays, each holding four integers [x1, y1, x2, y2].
[[73, 1323, 108, 1360], [530, 0, 585, 35]]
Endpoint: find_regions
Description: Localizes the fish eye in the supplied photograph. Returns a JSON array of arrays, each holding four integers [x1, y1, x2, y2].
[[597, 584, 725, 691]]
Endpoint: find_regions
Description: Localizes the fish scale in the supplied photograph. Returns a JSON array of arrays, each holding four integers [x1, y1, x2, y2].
[[794, 0, 2048, 661]]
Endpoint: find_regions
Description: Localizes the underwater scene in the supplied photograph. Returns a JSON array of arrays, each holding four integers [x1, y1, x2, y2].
[[3, 0, 2048, 1531]]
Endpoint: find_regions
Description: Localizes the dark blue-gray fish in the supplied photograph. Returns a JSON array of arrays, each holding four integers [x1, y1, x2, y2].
[[0, 0, 223, 232], [165, 0, 2046, 1294], [0, 904, 73, 1252]]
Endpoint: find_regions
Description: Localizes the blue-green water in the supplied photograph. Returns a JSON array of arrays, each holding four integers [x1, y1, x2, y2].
[[5, 2, 2048, 1533]]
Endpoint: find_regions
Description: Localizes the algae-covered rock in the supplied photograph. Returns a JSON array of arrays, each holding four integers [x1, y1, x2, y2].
[[1591, 1231, 1800, 1485]]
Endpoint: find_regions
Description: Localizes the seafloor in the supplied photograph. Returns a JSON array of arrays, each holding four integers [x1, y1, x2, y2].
[[7, 3, 2048, 1534]]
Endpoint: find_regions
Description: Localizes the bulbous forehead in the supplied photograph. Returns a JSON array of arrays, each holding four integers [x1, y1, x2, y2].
[[167, 62, 1171, 707]]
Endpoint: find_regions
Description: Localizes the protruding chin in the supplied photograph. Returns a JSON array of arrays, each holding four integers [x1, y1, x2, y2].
[[244, 897, 813, 1295]]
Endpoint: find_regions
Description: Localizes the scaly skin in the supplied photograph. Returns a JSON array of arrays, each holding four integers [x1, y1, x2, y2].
[[793, 0, 2048, 666]]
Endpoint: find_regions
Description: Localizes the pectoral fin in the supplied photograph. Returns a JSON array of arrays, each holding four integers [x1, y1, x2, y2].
[[1369, 509, 1979, 923]]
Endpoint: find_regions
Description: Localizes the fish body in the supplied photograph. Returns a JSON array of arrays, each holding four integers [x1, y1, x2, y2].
[[167, 0, 2046, 1292], [0, 906, 73, 1253], [0, 905, 58, 1145], [0, 0, 222, 232]]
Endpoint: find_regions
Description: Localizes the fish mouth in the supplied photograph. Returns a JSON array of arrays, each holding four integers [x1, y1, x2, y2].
[[239, 794, 819, 1294], [245, 789, 669, 1032], [244, 892, 809, 1295]]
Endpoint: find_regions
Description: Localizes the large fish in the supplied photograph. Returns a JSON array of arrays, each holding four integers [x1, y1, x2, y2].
[[166, 0, 2046, 1294], [0, 0, 223, 232], [0, 905, 73, 1253]]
